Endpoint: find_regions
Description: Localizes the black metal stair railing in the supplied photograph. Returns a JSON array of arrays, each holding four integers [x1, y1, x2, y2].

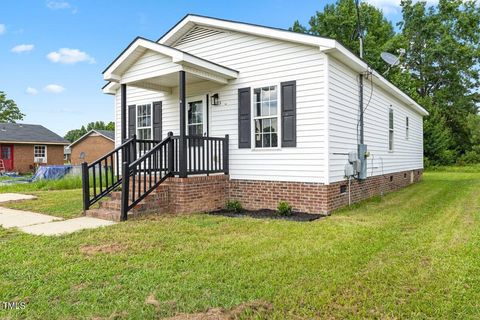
[[82, 131, 230, 221], [119, 133, 229, 221], [120, 133, 174, 221], [81, 135, 159, 211]]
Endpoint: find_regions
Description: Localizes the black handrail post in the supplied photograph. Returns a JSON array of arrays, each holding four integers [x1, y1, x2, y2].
[[121, 84, 127, 142], [167, 132, 174, 174], [120, 161, 129, 221], [81, 162, 90, 212], [178, 70, 188, 178], [132, 134, 137, 163], [223, 135, 229, 175]]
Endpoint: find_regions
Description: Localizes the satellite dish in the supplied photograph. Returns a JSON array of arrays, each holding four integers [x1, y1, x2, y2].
[[381, 49, 406, 75], [381, 52, 400, 67]]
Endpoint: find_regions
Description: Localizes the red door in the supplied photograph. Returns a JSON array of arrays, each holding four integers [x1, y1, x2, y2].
[[0, 145, 14, 171]]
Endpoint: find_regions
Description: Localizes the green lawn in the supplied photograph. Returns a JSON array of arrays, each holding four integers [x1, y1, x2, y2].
[[0, 168, 479, 319], [1, 189, 84, 219]]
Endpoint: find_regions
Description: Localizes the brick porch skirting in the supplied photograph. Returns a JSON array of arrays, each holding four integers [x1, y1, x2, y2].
[[137, 169, 422, 216]]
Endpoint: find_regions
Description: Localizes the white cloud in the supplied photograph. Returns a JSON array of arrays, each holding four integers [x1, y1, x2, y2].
[[365, 0, 439, 14], [11, 44, 34, 53], [0, 24, 5, 35], [46, 48, 95, 64], [43, 84, 65, 93], [46, 1, 77, 13], [26, 87, 39, 95], [46, 1, 70, 10]]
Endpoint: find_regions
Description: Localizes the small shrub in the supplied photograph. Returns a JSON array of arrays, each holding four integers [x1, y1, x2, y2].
[[226, 200, 243, 213], [277, 201, 293, 216]]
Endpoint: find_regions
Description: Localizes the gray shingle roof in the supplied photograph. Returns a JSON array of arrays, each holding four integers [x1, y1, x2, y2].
[[0, 123, 69, 144], [95, 130, 115, 141]]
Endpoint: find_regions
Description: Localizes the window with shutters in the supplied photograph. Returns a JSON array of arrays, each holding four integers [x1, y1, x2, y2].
[[389, 108, 394, 151], [137, 104, 152, 140], [253, 86, 279, 148]]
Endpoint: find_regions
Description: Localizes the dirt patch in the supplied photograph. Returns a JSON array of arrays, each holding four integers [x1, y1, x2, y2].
[[80, 243, 126, 256], [165, 300, 273, 320], [145, 294, 160, 307]]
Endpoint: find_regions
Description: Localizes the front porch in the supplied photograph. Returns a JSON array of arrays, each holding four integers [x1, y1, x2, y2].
[[82, 38, 237, 220]]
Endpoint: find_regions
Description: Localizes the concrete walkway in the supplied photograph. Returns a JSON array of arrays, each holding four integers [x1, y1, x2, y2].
[[0, 193, 116, 236], [0, 193, 37, 202], [20, 217, 116, 236]]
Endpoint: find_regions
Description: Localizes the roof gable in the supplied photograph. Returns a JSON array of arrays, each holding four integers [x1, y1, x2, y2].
[[103, 37, 238, 83], [68, 129, 115, 148], [174, 26, 226, 47], [157, 14, 428, 117]]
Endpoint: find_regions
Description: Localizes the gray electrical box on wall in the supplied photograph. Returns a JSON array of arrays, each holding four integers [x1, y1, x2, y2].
[[358, 144, 367, 180]]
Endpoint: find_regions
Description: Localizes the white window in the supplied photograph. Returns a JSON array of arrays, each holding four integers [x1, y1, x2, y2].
[[137, 104, 152, 140], [389, 108, 394, 151], [34, 145, 47, 163], [253, 86, 279, 148], [405, 116, 409, 139]]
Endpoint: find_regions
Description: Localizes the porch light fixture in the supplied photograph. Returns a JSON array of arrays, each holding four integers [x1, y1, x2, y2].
[[211, 93, 219, 106]]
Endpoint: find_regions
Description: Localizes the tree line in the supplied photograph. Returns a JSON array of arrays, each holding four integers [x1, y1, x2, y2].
[[291, 0, 480, 166], [64, 121, 115, 142]]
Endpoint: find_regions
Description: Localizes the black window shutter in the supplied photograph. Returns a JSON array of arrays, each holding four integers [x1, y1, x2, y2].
[[238, 87, 251, 148], [281, 81, 297, 147], [128, 105, 136, 138], [152, 101, 162, 141]]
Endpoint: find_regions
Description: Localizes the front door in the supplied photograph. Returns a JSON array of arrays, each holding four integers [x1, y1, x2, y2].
[[186, 95, 207, 137], [0, 145, 14, 171]]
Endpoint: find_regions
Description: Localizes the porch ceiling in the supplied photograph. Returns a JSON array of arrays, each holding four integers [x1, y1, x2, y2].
[[103, 37, 238, 94]]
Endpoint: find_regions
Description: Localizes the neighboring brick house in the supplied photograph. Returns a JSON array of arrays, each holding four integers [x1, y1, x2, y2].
[[0, 123, 69, 174], [68, 130, 115, 165]]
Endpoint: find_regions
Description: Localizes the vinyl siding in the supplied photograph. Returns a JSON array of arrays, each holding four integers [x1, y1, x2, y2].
[[115, 29, 328, 183], [328, 56, 424, 183]]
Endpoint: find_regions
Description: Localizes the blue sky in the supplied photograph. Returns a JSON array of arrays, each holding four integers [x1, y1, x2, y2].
[[0, 0, 416, 136]]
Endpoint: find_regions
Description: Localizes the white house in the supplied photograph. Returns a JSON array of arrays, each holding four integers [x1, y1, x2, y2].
[[84, 14, 428, 220]]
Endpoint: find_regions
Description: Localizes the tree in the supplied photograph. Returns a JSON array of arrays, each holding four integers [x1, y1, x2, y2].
[[397, 0, 480, 164], [64, 121, 115, 142], [291, 0, 480, 165], [290, 0, 395, 72], [0, 91, 24, 123]]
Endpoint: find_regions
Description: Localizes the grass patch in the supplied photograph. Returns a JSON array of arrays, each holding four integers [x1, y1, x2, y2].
[[0, 169, 479, 318], [0, 175, 84, 192], [0, 189, 85, 219]]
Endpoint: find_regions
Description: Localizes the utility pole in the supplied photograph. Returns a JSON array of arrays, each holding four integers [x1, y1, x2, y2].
[[356, 0, 367, 180]]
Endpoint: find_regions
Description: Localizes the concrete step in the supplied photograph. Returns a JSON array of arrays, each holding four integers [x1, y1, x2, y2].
[[85, 208, 121, 222]]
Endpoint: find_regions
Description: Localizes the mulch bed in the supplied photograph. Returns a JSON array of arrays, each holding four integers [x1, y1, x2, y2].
[[208, 209, 325, 222]]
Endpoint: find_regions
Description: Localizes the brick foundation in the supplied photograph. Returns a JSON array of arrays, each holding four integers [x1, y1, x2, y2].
[[89, 169, 423, 220], [135, 169, 423, 215], [124, 174, 229, 216], [165, 175, 229, 214], [229, 169, 423, 214]]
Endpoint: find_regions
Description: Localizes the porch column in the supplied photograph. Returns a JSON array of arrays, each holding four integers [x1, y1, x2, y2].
[[178, 71, 187, 178], [121, 84, 127, 142]]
